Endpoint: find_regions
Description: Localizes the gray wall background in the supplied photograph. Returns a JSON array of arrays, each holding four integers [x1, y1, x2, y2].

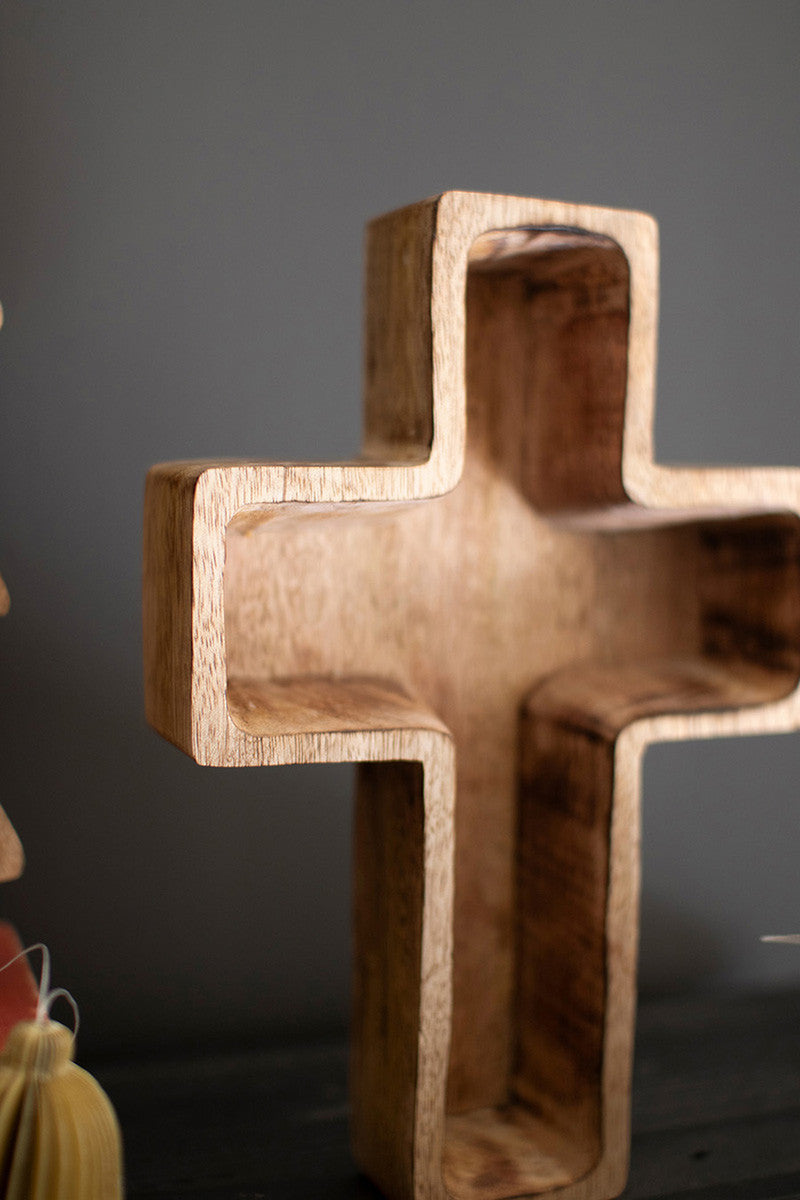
[[1, 1, 799, 1056]]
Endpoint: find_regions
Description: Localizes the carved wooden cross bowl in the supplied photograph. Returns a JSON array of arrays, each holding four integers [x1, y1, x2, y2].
[[144, 192, 800, 1200]]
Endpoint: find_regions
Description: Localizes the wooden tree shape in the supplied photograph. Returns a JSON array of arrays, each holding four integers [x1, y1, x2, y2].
[[143, 191, 800, 1200], [0, 299, 25, 882], [0, 579, 23, 882]]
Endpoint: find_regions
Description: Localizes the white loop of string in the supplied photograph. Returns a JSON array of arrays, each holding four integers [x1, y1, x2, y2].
[[0, 943, 80, 1037]]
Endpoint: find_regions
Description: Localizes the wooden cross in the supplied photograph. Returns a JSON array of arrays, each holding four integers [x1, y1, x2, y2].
[[143, 191, 800, 1200]]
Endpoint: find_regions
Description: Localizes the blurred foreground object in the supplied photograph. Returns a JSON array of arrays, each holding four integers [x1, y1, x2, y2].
[[0, 936, 124, 1199]]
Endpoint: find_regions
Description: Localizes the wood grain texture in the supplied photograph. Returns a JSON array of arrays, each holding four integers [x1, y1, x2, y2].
[[143, 191, 800, 1200]]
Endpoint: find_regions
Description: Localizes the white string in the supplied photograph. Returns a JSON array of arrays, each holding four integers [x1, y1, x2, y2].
[[43, 988, 80, 1038], [0, 943, 80, 1036], [761, 934, 800, 944]]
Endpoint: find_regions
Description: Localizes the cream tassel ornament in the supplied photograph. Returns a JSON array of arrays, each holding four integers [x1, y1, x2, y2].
[[0, 945, 124, 1199]]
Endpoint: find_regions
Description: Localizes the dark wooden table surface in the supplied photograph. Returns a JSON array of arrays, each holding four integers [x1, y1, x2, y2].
[[93, 989, 800, 1199]]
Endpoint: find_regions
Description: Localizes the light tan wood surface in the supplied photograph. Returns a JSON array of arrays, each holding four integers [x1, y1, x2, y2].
[[143, 191, 800, 1200]]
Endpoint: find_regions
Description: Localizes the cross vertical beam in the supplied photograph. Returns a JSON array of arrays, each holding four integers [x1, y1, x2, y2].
[[144, 191, 800, 1200]]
